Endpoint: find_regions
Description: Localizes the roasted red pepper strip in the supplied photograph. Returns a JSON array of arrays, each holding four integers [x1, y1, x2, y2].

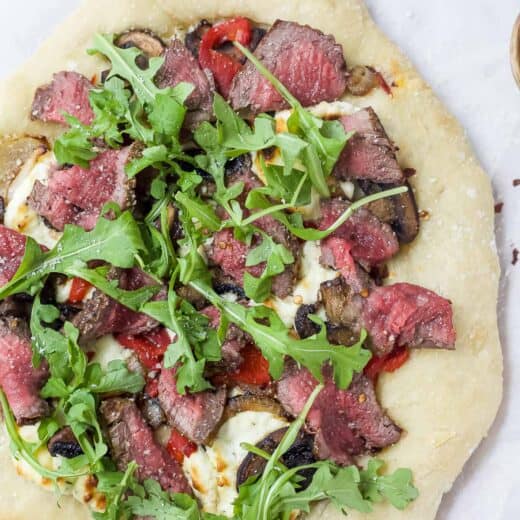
[[231, 344, 271, 385], [167, 428, 197, 463], [116, 328, 171, 370], [68, 277, 92, 303], [212, 344, 271, 387], [198, 17, 252, 97], [364, 347, 410, 380]]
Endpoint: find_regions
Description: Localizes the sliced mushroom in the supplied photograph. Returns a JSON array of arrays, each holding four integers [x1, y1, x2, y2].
[[326, 323, 360, 346], [237, 427, 316, 489], [48, 426, 83, 459], [345, 65, 379, 96], [358, 179, 419, 243], [294, 304, 321, 339], [0, 136, 48, 200], [320, 277, 363, 328], [220, 395, 287, 425], [116, 30, 165, 57], [392, 181, 419, 243]]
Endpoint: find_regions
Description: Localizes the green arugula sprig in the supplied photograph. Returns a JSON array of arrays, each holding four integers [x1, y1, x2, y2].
[[143, 270, 218, 394], [29, 294, 145, 473], [190, 280, 371, 389], [245, 185, 408, 241], [0, 298, 144, 482], [235, 42, 351, 197], [54, 33, 193, 174], [234, 385, 418, 519]]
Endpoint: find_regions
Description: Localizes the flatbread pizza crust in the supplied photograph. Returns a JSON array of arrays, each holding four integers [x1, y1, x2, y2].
[[0, 0, 502, 518]]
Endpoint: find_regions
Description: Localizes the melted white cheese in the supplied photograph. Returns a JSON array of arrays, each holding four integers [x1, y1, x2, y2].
[[87, 335, 132, 369], [267, 240, 337, 327], [183, 411, 288, 516], [4, 151, 61, 249]]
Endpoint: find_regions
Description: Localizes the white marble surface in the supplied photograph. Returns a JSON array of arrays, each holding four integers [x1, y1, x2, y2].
[[0, 1, 519, 518]]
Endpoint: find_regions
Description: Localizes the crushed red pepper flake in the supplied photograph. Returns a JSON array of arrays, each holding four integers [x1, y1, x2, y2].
[[513, 179, 520, 187], [494, 202, 504, 214], [418, 210, 430, 220], [513, 248, 519, 266]]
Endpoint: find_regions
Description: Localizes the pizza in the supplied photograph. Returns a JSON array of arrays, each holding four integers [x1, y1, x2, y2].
[[0, 1, 502, 519]]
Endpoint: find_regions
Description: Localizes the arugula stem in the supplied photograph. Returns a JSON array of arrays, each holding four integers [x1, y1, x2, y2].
[[240, 443, 288, 472], [277, 185, 408, 241], [240, 202, 292, 226], [235, 42, 300, 109], [257, 383, 323, 520], [290, 171, 310, 206]]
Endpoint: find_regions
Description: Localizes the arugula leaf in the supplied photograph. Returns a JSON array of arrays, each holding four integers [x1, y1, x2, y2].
[[29, 295, 144, 473], [127, 479, 205, 519], [0, 211, 145, 299], [175, 192, 222, 232], [243, 232, 294, 302], [90, 34, 163, 104], [246, 185, 408, 241], [190, 280, 371, 388], [56, 33, 194, 179], [360, 459, 419, 510]]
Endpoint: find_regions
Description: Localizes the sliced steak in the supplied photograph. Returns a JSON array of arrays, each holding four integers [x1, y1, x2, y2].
[[362, 283, 456, 356], [48, 426, 83, 458], [31, 71, 94, 126], [155, 39, 214, 128], [29, 147, 135, 231], [318, 199, 398, 291], [72, 268, 163, 343], [100, 397, 191, 494], [0, 225, 26, 286], [333, 108, 404, 185], [0, 317, 49, 424], [276, 362, 400, 465], [208, 227, 262, 284], [229, 20, 347, 114], [158, 368, 226, 444], [201, 305, 249, 371]]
